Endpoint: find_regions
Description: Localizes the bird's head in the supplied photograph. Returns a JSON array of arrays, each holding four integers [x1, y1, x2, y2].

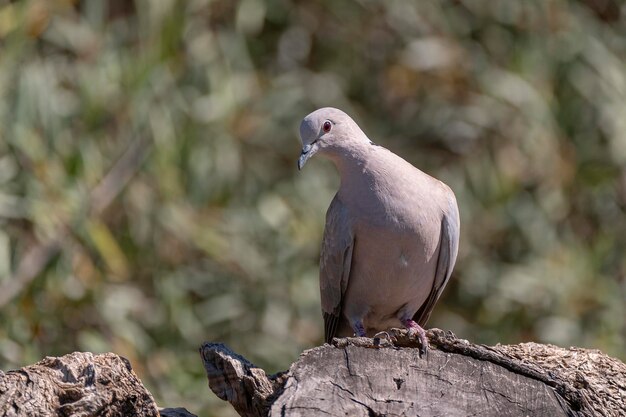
[[297, 107, 369, 170]]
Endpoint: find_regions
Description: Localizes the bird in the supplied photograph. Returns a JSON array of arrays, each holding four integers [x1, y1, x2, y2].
[[297, 107, 460, 354]]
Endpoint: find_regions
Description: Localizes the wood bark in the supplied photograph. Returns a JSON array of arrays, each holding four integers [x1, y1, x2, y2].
[[0, 351, 197, 417], [200, 328, 626, 417], [0, 330, 624, 416]]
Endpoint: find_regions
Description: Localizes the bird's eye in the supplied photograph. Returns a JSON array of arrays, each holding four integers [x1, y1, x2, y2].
[[323, 120, 332, 133]]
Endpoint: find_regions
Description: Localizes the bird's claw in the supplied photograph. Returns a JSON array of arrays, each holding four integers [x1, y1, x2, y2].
[[418, 338, 429, 357], [404, 320, 429, 357], [372, 331, 392, 347]]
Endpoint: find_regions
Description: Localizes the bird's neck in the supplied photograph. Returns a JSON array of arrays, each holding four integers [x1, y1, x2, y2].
[[325, 141, 377, 193], [327, 140, 368, 167]]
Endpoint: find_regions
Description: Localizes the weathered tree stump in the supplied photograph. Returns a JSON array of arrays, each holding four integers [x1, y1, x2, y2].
[[1, 331, 623, 416], [200, 328, 626, 417], [0, 351, 197, 417]]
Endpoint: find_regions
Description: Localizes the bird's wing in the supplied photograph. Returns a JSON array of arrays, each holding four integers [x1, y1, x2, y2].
[[320, 194, 354, 343], [413, 198, 460, 327]]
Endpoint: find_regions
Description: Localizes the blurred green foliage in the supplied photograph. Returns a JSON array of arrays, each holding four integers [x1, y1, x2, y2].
[[0, 0, 625, 415]]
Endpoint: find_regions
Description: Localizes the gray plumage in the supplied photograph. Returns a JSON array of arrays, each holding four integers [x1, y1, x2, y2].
[[298, 107, 460, 349]]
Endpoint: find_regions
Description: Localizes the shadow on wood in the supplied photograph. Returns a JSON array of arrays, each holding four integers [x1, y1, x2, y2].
[[200, 328, 626, 417]]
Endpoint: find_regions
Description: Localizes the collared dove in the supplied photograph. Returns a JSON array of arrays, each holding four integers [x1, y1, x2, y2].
[[297, 107, 460, 353]]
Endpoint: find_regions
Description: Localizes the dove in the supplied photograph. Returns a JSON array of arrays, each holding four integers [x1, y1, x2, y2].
[[297, 107, 460, 353]]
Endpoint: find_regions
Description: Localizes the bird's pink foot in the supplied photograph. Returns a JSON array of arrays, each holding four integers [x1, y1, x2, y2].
[[402, 318, 428, 356]]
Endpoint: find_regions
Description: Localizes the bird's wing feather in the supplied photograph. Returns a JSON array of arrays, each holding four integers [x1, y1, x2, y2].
[[320, 194, 354, 343], [413, 198, 460, 327]]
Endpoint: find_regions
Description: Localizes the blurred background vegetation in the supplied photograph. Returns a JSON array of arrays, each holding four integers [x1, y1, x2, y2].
[[0, 0, 625, 415]]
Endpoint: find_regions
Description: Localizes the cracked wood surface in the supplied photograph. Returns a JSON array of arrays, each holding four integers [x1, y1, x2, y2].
[[201, 328, 626, 417], [271, 342, 569, 417], [0, 352, 159, 417]]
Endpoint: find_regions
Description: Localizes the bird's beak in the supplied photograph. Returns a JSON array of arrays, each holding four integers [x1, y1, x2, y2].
[[297, 142, 319, 170]]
